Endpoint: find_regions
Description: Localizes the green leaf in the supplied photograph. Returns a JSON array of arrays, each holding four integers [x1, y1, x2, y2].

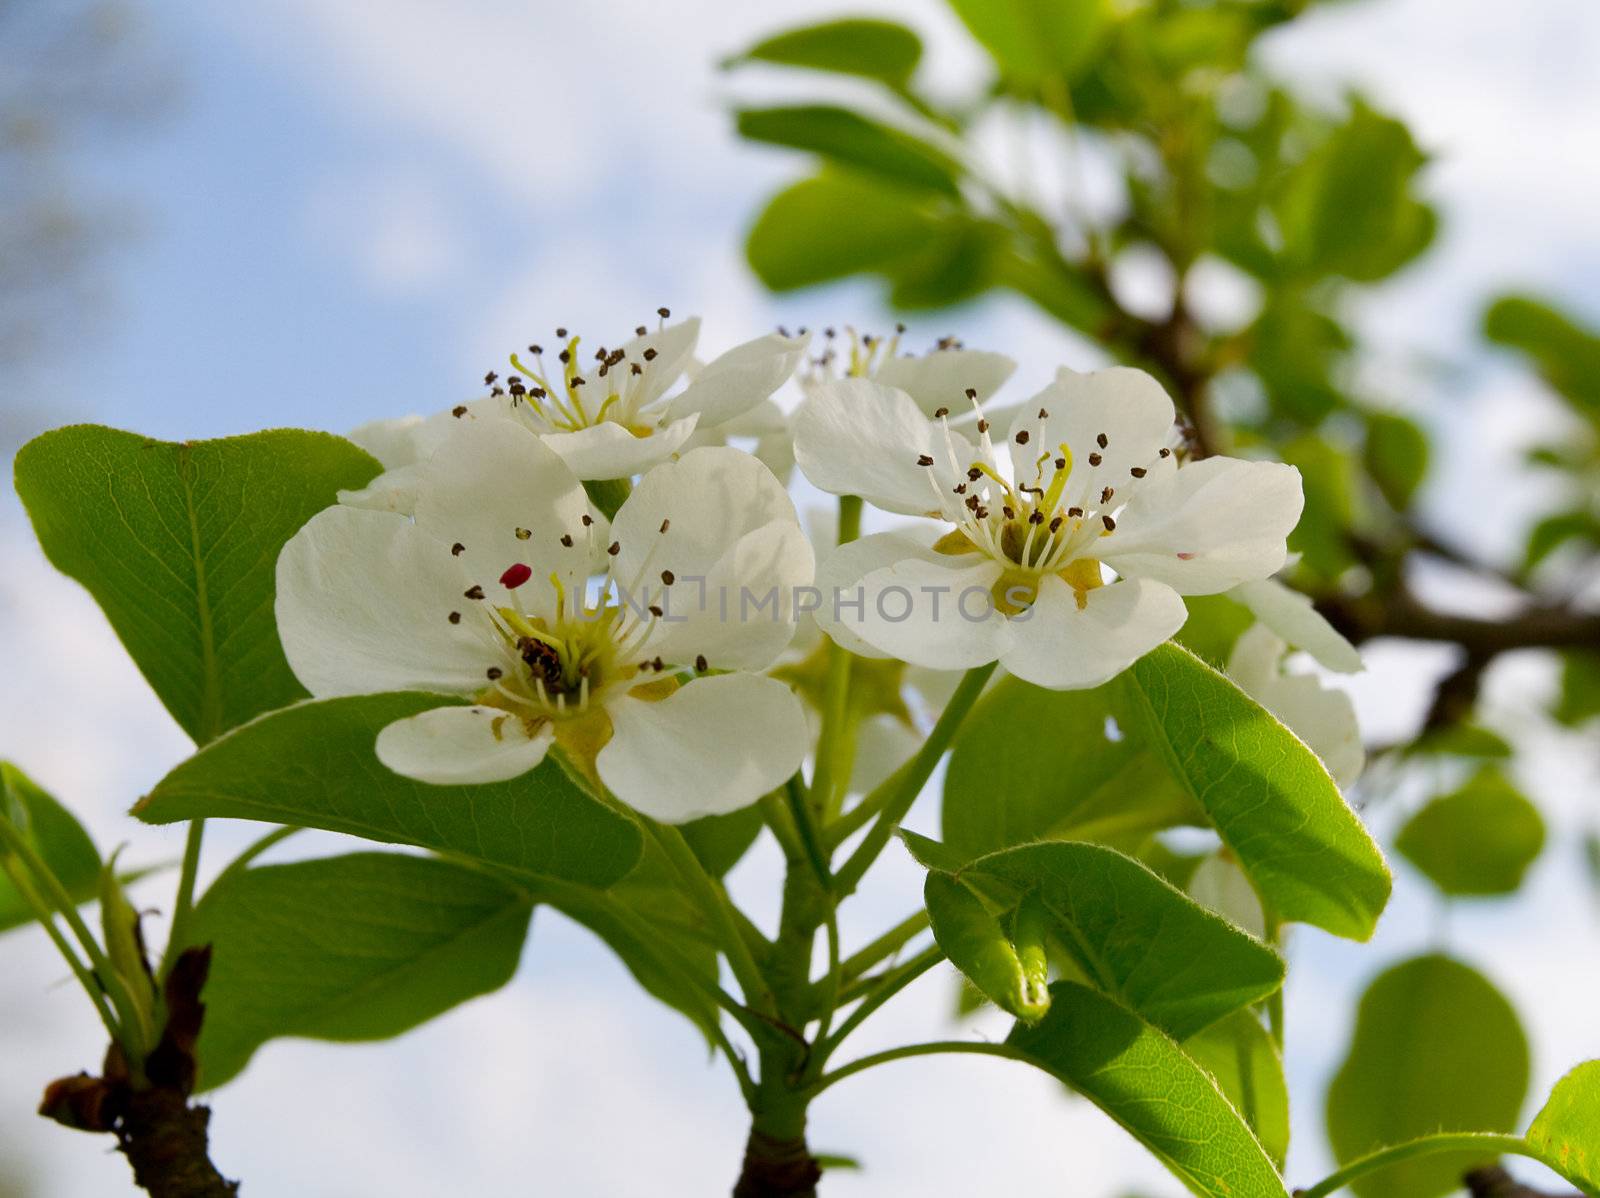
[[1525, 1060, 1600, 1194], [1, 762, 101, 934], [1363, 413, 1429, 509], [680, 805, 764, 877], [1009, 982, 1290, 1198], [947, 0, 1109, 88], [1395, 768, 1545, 897], [1326, 954, 1530, 1198], [887, 220, 1004, 309], [737, 105, 961, 196], [135, 693, 641, 889], [1174, 593, 1256, 670], [1484, 294, 1600, 419], [729, 19, 923, 86], [190, 852, 532, 1089], [1182, 1011, 1291, 1168], [923, 871, 1049, 1022], [1554, 652, 1600, 726], [909, 835, 1284, 1040], [1281, 433, 1360, 580], [746, 171, 942, 291], [13, 426, 381, 744], [1122, 644, 1391, 940], [1278, 100, 1435, 282], [942, 676, 1199, 860], [1522, 509, 1600, 574]]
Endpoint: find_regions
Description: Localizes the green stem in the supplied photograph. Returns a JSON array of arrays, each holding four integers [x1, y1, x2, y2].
[[0, 855, 122, 1042], [785, 775, 832, 888], [813, 944, 944, 1070], [837, 911, 929, 984], [1299, 1134, 1535, 1198], [647, 819, 773, 1014], [164, 819, 206, 975], [831, 663, 996, 896], [808, 495, 864, 822], [807, 1038, 1027, 1098]]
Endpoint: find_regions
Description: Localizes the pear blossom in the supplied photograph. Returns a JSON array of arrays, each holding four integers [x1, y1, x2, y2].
[[794, 365, 1304, 690], [488, 313, 809, 480], [339, 404, 495, 514], [1229, 571, 1364, 673], [1226, 623, 1364, 788], [804, 325, 1016, 419], [276, 420, 814, 822]]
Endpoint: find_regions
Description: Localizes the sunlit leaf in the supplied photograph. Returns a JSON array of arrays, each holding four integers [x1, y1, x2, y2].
[[1182, 1011, 1290, 1168], [1525, 1060, 1600, 1193], [1010, 982, 1290, 1198], [136, 693, 642, 889], [1122, 644, 1391, 940], [13, 426, 380, 744], [1326, 954, 1529, 1198], [746, 171, 942, 291], [947, 0, 1109, 88]]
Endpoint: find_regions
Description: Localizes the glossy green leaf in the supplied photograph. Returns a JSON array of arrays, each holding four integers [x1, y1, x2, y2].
[[1525, 1060, 1600, 1194], [737, 105, 961, 195], [942, 676, 1199, 860], [1009, 982, 1290, 1198], [1326, 954, 1529, 1198], [923, 871, 1048, 1022], [13, 426, 381, 744], [1123, 644, 1391, 940], [746, 171, 941, 291], [1484, 295, 1600, 418], [1278, 100, 1435, 282], [135, 693, 641, 889], [729, 19, 922, 86], [190, 852, 532, 1089], [908, 835, 1284, 1040], [1363, 412, 1429, 509], [0, 762, 101, 934], [1395, 769, 1545, 897], [1182, 1011, 1291, 1168], [947, 0, 1109, 87]]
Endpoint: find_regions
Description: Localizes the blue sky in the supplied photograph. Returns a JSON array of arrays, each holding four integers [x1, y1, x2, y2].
[[2, 1, 1599, 1194]]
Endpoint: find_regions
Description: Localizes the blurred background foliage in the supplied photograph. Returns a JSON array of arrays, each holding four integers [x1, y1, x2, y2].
[[727, 1, 1599, 1193]]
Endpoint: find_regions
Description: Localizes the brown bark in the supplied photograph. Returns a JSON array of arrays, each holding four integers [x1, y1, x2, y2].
[[732, 1127, 822, 1198], [115, 1089, 238, 1198], [1465, 1164, 1583, 1198]]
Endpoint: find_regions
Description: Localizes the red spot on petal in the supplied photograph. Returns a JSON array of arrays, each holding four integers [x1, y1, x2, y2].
[[1176, 551, 1195, 560], [500, 562, 533, 588]]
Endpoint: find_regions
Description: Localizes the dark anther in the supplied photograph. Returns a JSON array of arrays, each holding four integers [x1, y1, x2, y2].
[[484, 371, 498, 385], [659, 518, 671, 533], [1028, 511, 1044, 524], [977, 419, 990, 434], [965, 387, 977, 399], [695, 654, 708, 672], [661, 569, 675, 586], [560, 534, 574, 547], [448, 611, 462, 624], [1067, 507, 1083, 518], [643, 348, 657, 361], [451, 543, 466, 555], [556, 327, 568, 337], [486, 667, 503, 680], [1088, 452, 1102, 466], [933, 406, 949, 418], [1130, 466, 1147, 478], [917, 454, 934, 467], [658, 307, 670, 318], [636, 325, 647, 336], [607, 542, 620, 556], [464, 585, 485, 600], [1097, 433, 1108, 448], [452, 404, 469, 417], [1101, 487, 1114, 504], [516, 527, 532, 540], [1102, 514, 1116, 531], [1015, 431, 1030, 445], [581, 514, 593, 527], [649, 604, 663, 618], [1159, 447, 1172, 458]]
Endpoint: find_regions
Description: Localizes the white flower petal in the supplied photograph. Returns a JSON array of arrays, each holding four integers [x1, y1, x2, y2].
[[1188, 854, 1267, 939], [611, 316, 701, 409], [849, 715, 922, 796], [347, 415, 425, 468], [667, 330, 809, 428], [1010, 367, 1176, 493], [598, 674, 808, 821], [613, 445, 802, 583], [1231, 577, 1363, 673], [338, 462, 423, 513], [849, 553, 1010, 670], [1227, 625, 1364, 788], [793, 378, 970, 517], [413, 417, 593, 618], [276, 506, 500, 697], [1099, 456, 1303, 595], [875, 349, 1017, 417], [376, 704, 553, 785], [811, 531, 920, 659], [1000, 574, 1187, 690], [642, 520, 814, 670], [539, 414, 700, 481]]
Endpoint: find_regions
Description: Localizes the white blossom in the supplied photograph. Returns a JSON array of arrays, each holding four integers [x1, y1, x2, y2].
[[277, 420, 814, 822], [793, 364, 1305, 690], [1226, 623, 1364, 788]]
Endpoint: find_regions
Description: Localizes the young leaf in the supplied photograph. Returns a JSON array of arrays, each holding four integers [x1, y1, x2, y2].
[[1182, 1011, 1290, 1168], [13, 426, 381, 744], [908, 835, 1284, 1040], [0, 762, 100, 935], [1484, 294, 1600, 419], [1123, 644, 1391, 940], [1326, 954, 1530, 1198], [923, 871, 1049, 1022], [1524, 1060, 1600, 1193], [1009, 982, 1290, 1198], [1363, 412, 1429, 509], [736, 105, 962, 196], [728, 19, 923, 87], [746, 171, 941, 291], [189, 852, 532, 1090], [135, 693, 642, 889], [1395, 768, 1545, 897], [942, 676, 1198, 860], [947, 0, 1109, 88]]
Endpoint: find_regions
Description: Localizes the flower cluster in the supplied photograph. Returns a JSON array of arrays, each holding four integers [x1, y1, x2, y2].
[[277, 315, 1361, 822]]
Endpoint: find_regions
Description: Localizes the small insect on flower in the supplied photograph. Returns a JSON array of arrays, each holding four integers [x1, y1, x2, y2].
[[276, 421, 814, 822], [793, 364, 1305, 690]]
